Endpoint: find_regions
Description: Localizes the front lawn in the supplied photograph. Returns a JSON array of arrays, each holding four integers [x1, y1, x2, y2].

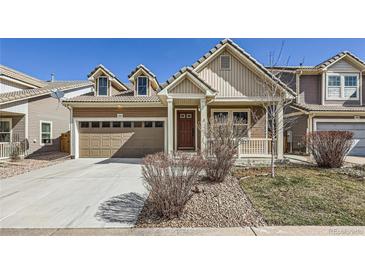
[[234, 166, 365, 226]]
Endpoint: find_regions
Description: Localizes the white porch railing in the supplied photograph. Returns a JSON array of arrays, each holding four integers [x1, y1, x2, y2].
[[0, 142, 27, 160], [238, 138, 273, 157]]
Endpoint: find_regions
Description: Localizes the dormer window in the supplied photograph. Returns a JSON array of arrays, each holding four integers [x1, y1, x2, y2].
[[97, 76, 108, 96], [137, 76, 148, 96], [220, 55, 231, 70], [327, 73, 359, 100]]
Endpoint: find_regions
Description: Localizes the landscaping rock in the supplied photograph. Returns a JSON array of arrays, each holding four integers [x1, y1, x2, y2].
[[136, 176, 266, 228]]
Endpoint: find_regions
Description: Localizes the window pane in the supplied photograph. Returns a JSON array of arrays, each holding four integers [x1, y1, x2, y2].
[[102, 121, 110, 128], [345, 76, 357, 87], [123, 121, 131, 128], [0, 133, 11, 142], [112, 121, 121, 128], [213, 112, 228, 123], [345, 88, 358, 98], [91, 121, 100, 128], [98, 77, 108, 95], [137, 77, 148, 95], [233, 112, 248, 124], [328, 87, 341, 98], [144, 121, 153, 128], [155, 121, 164, 128], [80, 122, 89, 128], [328, 76, 340, 86], [42, 123, 51, 133], [41, 133, 51, 144], [133, 121, 142, 128], [0, 121, 10, 132]]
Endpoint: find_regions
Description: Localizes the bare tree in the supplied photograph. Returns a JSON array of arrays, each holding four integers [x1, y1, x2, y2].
[[199, 115, 256, 182], [256, 42, 301, 177]]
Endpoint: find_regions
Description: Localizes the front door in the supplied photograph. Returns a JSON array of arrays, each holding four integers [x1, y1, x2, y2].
[[177, 110, 195, 150]]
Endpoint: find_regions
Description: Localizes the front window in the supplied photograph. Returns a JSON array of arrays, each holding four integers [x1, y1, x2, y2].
[[0, 119, 11, 143], [327, 74, 359, 100], [97, 76, 108, 96], [137, 76, 148, 96], [40, 121, 52, 145], [212, 110, 249, 137]]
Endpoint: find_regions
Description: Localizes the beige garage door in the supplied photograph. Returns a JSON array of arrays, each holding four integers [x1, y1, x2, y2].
[[79, 121, 164, 158]]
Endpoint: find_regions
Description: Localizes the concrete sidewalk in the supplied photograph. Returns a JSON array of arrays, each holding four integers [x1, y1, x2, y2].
[[1, 226, 364, 236]]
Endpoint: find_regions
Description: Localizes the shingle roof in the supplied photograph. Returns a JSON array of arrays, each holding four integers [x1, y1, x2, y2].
[[128, 64, 157, 79], [294, 103, 365, 112], [87, 64, 128, 90], [63, 95, 161, 103], [315, 51, 365, 69], [189, 38, 296, 96], [0, 81, 92, 104], [0, 65, 46, 88]]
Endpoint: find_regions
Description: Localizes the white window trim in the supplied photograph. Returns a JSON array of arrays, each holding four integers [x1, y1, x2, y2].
[[137, 76, 149, 96], [220, 55, 231, 71], [211, 108, 251, 137], [0, 118, 12, 144], [40, 120, 53, 145], [326, 73, 359, 101], [97, 76, 109, 96]]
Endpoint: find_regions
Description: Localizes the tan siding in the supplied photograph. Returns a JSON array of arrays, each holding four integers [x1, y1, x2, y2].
[[170, 78, 202, 94], [198, 50, 267, 97], [73, 107, 167, 118], [327, 59, 360, 72], [300, 75, 321, 104], [28, 95, 70, 155]]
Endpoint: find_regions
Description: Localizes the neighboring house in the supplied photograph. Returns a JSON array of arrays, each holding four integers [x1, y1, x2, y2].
[[0, 65, 93, 158], [62, 39, 295, 159], [271, 52, 365, 156]]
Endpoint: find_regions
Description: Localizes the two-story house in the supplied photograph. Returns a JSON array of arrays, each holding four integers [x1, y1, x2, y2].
[[62, 39, 294, 159], [0, 65, 93, 158], [272, 52, 365, 156]]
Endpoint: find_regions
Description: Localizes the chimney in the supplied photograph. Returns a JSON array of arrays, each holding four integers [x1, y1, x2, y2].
[[51, 73, 55, 82]]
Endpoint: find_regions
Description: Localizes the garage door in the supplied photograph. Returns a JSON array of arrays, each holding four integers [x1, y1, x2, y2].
[[316, 122, 365, 156], [79, 121, 165, 158]]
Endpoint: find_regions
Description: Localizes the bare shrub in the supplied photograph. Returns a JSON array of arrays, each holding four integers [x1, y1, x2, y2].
[[141, 152, 205, 219], [306, 131, 353, 168], [201, 116, 250, 182], [9, 142, 22, 161]]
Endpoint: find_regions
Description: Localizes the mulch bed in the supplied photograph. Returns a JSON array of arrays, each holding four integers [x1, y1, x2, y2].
[[136, 176, 266, 228], [0, 152, 69, 179]]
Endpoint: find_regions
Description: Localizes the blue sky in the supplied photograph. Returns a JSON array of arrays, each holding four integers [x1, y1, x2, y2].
[[1, 38, 364, 83]]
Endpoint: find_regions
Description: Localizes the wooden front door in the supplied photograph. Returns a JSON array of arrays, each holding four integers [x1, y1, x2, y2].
[[177, 110, 195, 150]]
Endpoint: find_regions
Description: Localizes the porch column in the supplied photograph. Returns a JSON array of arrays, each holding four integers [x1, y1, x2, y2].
[[200, 98, 207, 152], [167, 98, 174, 154], [276, 102, 284, 159]]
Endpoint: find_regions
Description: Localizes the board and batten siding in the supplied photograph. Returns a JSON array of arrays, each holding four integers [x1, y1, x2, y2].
[[327, 59, 359, 72], [198, 50, 267, 97], [73, 107, 167, 118], [169, 78, 202, 94]]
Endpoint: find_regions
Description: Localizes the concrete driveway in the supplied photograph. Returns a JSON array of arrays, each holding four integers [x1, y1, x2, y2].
[[0, 158, 147, 228]]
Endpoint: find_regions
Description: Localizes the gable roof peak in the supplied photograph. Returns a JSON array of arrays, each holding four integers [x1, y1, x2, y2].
[[128, 64, 157, 79], [315, 50, 365, 69], [87, 64, 116, 78]]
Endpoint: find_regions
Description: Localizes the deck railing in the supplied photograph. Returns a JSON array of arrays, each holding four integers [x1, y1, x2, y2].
[[238, 138, 273, 157], [0, 142, 27, 159]]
